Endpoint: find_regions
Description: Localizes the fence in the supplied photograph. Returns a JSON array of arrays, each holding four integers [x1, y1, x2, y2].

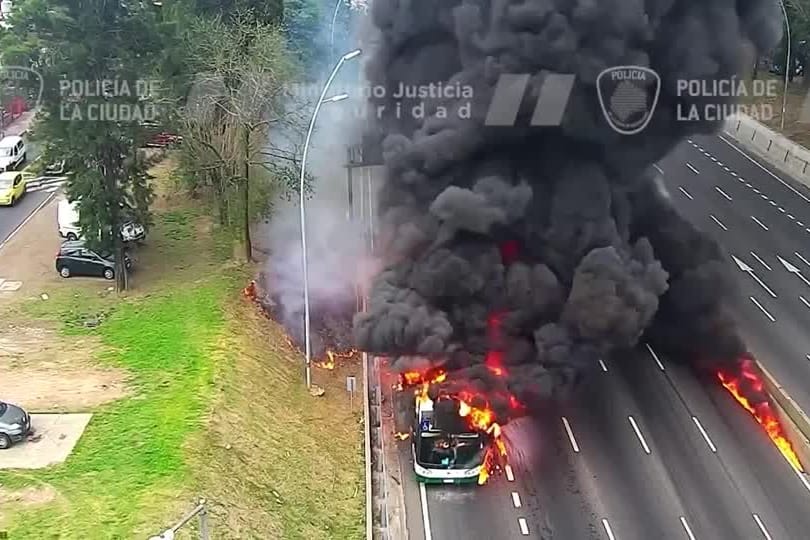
[[147, 499, 210, 540]]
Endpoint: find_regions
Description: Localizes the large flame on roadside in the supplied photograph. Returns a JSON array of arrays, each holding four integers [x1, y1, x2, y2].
[[718, 360, 803, 472]]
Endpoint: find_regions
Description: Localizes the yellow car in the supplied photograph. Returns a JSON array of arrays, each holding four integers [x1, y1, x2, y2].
[[0, 171, 27, 206]]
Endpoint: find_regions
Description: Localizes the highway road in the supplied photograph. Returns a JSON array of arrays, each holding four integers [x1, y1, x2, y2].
[[381, 129, 810, 539], [659, 132, 810, 415]]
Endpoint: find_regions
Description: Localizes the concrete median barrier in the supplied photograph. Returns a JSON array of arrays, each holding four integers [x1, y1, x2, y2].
[[724, 114, 810, 190], [755, 360, 810, 472]]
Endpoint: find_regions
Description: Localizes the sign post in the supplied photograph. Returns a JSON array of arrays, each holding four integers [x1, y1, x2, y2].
[[346, 375, 357, 411]]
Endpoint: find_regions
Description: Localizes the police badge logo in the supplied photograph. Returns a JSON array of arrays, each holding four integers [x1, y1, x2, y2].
[[596, 66, 661, 135]]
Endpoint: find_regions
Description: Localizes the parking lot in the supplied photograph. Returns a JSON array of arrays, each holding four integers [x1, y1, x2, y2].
[[0, 414, 92, 469]]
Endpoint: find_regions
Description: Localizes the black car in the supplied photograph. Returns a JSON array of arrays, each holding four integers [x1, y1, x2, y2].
[[56, 241, 133, 280], [0, 400, 33, 449]]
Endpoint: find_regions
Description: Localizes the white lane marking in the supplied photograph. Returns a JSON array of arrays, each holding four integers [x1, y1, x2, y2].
[[653, 164, 663, 175], [752, 514, 773, 540], [806, 228, 810, 233], [800, 222, 806, 227], [761, 194, 770, 201], [715, 186, 733, 201], [505, 464, 515, 482], [628, 416, 651, 455], [679, 186, 694, 200], [646, 343, 665, 371], [796, 252, 810, 268], [511, 492, 522, 508], [419, 483, 433, 540], [752, 275, 777, 298], [680, 516, 697, 540], [795, 468, 810, 496], [710, 215, 728, 231], [719, 134, 810, 203], [750, 296, 776, 322], [779, 257, 810, 288], [692, 416, 717, 453], [807, 354, 810, 361], [710, 156, 717, 162], [734, 256, 777, 297], [801, 296, 810, 309], [753, 187, 761, 194], [731, 171, 738, 177], [745, 182, 752, 187], [788, 214, 796, 220], [751, 216, 769, 231], [779, 207, 786, 213], [562, 416, 580, 453], [598, 358, 608, 372], [518, 517, 529, 535], [686, 163, 700, 175], [0, 192, 57, 253], [770, 200, 777, 206], [602, 518, 616, 540], [750, 252, 772, 271]]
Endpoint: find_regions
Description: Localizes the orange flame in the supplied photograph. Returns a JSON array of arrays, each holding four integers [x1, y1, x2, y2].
[[718, 371, 804, 472], [315, 349, 357, 370]]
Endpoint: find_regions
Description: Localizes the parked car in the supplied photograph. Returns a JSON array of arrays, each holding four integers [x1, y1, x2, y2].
[[55, 240, 133, 280], [0, 135, 26, 171], [145, 131, 183, 148], [0, 400, 33, 449], [0, 170, 26, 206], [57, 198, 146, 243]]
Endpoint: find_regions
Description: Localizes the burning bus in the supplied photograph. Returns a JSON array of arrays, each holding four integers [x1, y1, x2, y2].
[[412, 394, 490, 484], [398, 368, 508, 485]]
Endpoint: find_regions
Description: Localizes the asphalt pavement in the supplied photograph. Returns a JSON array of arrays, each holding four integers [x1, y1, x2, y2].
[[385, 128, 810, 540], [0, 189, 52, 248], [659, 133, 810, 415]]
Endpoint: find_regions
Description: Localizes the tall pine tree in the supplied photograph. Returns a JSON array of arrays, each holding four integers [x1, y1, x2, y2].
[[1, 0, 163, 290]]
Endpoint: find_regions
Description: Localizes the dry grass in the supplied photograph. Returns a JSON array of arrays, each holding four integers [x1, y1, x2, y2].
[[740, 73, 810, 148], [183, 299, 366, 540]]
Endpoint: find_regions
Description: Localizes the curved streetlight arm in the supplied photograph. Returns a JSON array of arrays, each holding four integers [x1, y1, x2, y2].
[[779, 0, 791, 131], [330, 0, 343, 62], [299, 52, 359, 388]]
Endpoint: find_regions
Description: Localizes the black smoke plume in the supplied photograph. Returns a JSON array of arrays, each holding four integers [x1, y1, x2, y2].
[[353, 0, 782, 421]]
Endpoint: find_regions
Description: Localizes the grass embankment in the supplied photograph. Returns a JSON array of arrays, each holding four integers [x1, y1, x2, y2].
[[0, 159, 365, 539], [739, 73, 810, 148]]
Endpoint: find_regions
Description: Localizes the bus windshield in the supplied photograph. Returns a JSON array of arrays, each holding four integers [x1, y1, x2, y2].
[[416, 432, 486, 470]]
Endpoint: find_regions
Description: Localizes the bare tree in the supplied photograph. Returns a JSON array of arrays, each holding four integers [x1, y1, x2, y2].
[[177, 13, 312, 260]]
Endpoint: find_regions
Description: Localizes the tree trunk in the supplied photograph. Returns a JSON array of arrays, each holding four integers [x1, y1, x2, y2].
[[243, 126, 252, 262]]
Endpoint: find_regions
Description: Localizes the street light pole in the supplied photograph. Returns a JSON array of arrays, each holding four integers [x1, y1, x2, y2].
[[779, 0, 791, 131], [329, 0, 343, 63], [300, 49, 362, 388]]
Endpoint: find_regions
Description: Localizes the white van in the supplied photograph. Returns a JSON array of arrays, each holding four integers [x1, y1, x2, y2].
[[57, 198, 81, 240], [57, 198, 146, 243], [0, 135, 26, 172]]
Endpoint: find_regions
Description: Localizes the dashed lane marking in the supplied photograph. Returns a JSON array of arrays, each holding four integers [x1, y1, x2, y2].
[[710, 215, 728, 231], [518, 517, 529, 535], [750, 296, 776, 322]]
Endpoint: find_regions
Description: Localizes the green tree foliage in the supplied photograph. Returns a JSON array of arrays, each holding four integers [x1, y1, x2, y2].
[[0, 0, 163, 289]]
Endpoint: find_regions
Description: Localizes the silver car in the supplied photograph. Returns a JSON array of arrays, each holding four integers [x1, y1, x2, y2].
[[0, 400, 33, 449]]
